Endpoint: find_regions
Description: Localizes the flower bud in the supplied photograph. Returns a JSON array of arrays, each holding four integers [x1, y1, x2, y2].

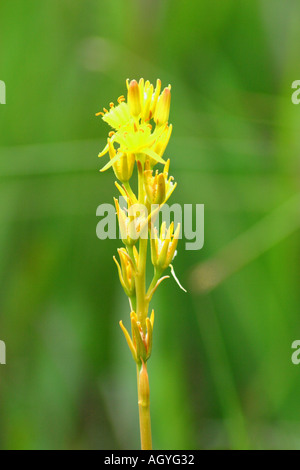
[[154, 86, 171, 126], [114, 198, 137, 246], [128, 79, 141, 117], [151, 222, 180, 271], [113, 247, 135, 297], [144, 169, 166, 205], [108, 140, 135, 182]]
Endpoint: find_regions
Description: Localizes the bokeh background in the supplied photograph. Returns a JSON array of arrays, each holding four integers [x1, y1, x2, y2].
[[0, 0, 299, 450]]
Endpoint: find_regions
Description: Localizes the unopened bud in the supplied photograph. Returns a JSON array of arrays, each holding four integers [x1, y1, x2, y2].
[[128, 79, 141, 117], [144, 170, 166, 205], [154, 86, 171, 126]]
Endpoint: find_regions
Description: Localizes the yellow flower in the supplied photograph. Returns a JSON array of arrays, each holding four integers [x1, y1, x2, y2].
[[103, 139, 135, 182], [113, 247, 136, 297], [97, 78, 172, 173], [150, 221, 180, 271], [97, 99, 131, 130], [144, 159, 177, 206], [114, 198, 148, 246], [119, 310, 154, 364], [144, 169, 166, 206], [137, 78, 161, 122]]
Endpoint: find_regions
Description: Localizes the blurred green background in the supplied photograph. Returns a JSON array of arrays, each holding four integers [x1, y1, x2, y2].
[[0, 0, 300, 450]]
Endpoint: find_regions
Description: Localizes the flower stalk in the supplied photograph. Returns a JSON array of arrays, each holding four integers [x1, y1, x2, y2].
[[97, 78, 180, 450]]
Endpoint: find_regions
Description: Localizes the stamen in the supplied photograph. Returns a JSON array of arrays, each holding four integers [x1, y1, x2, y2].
[[95, 111, 104, 116], [109, 131, 115, 137], [103, 107, 109, 113], [109, 102, 114, 108], [117, 95, 125, 103]]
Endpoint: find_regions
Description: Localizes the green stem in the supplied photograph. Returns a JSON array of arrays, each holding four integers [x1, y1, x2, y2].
[[135, 156, 152, 450], [137, 364, 152, 450], [136, 238, 148, 330]]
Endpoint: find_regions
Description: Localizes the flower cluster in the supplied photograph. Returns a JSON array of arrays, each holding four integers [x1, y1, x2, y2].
[[97, 78, 180, 366]]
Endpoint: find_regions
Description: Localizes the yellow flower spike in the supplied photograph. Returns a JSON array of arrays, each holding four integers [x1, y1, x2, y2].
[[119, 320, 137, 362], [131, 315, 147, 363], [128, 79, 141, 118], [154, 86, 171, 127], [97, 78, 180, 451]]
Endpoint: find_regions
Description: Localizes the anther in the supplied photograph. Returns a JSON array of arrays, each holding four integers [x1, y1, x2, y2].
[[117, 95, 125, 103]]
